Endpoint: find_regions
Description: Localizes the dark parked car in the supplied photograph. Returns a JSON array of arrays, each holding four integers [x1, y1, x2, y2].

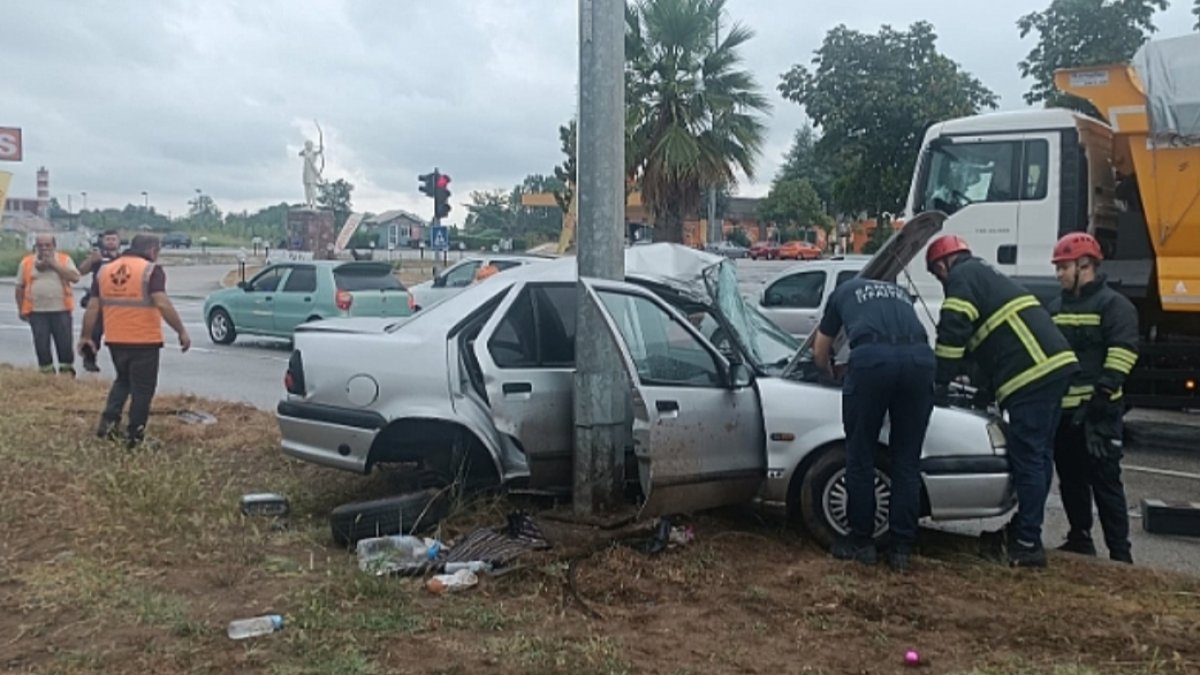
[[162, 232, 193, 249]]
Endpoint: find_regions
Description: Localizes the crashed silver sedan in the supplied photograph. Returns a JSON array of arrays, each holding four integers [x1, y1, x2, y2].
[[278, 219, 1015, 547]]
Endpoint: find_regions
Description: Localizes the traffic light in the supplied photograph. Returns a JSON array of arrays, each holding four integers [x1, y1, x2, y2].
[[418, 172, 437, 199], [434, 173, 452, 219]]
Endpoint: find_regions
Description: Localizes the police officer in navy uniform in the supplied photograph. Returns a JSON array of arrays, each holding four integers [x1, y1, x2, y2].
[[926, 235, 1078, 568], [814, 277, 935, 572], [1048, 232, 1137, 563]]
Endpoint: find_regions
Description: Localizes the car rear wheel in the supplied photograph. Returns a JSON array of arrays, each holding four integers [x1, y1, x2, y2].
[[207, 308, 236, 345], [797, 442, 892, 549]]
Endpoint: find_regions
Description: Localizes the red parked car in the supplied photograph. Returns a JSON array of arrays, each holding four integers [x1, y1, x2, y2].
[[748, 241, 780, 260], [777, 240, 823, 260]]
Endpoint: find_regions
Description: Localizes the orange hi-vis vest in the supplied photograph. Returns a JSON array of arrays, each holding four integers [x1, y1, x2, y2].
[[98, 255, 164, 346], [20, 252, 76, 315]]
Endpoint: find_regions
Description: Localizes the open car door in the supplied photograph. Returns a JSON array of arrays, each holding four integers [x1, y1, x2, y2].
[[782, 210, 948, 378], [583, 281, 766, 516]]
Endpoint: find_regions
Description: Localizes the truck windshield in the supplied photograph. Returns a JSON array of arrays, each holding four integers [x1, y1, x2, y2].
[[918, 139, 1048, 215]]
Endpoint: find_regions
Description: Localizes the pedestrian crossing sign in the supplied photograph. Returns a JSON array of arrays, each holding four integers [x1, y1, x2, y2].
[[431, 225, 449, 251]]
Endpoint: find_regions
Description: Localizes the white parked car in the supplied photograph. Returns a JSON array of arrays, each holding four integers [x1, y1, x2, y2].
[[408, 254, 549, 311], [754, 255, 939, 341], [277, 214, 1014, 547]]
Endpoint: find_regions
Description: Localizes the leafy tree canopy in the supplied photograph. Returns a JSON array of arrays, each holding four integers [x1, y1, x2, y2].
[[779, 22, 997, 217]]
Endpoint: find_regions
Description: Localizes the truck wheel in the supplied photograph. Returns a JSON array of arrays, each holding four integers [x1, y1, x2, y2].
[[329, 488, 449, 548], [207, 308, 236, 345], [797, 443, 892, 549]]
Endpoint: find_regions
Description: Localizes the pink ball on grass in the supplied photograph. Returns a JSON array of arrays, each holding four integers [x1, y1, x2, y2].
[[904, 650, 921, 666]]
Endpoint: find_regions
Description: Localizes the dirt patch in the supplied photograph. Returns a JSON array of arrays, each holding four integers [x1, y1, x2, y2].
[[0, 366, 1198, 674]]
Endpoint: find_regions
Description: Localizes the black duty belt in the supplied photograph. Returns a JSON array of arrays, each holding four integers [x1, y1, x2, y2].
[[850, 334, 926, 349]]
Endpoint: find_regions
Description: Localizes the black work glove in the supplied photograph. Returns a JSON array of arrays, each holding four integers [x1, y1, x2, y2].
[[1086, 389, 1116, 422], [1083, 419, 1118, 460], [933, 383, 952, 408], [971, 387, 995, 410]]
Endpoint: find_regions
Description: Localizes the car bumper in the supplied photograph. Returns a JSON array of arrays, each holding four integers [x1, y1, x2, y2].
[[276, 400, 384, 473]]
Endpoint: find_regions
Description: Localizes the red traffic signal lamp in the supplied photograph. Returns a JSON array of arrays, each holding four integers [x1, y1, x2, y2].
[[435, 173, 452, 219]]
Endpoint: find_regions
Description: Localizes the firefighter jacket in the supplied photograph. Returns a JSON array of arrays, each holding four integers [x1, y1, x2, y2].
[[1048, 275, 1139, 411], [934, 257, 1077, 405]]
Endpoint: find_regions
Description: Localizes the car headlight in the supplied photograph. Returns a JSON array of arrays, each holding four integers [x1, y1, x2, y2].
[[986, 420, 1007, 452]]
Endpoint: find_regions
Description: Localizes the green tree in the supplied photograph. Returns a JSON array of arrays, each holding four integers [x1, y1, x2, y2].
[[758, 178, 829, 233], [626, 0, 770, 243], [317, 178, 355, 228], [780, 22, 997, 217], [1018, 0, 1168, 114], [1195, 0, 1199, 29], [726, 227, 751, 247], [776, 124, 833, 208], [553, 119, 577, 213], [187, 192, 221, 229], [465, 190, 516, 236]]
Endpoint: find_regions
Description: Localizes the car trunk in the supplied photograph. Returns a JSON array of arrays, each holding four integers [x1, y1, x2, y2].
[[334, 263, 412, 318]]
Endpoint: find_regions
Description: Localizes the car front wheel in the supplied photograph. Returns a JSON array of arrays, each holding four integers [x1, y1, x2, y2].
[[208, 308, 237, 345], [796, 442, 892, 549]]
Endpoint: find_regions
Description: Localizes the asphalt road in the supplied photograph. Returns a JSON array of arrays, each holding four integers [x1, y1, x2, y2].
[[1, 257, 1197, 574]]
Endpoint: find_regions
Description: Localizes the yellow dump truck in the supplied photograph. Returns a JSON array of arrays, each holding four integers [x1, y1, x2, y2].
[[904, 33, 1200, 409]]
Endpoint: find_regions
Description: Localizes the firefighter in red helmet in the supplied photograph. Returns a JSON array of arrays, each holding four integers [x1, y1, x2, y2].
[[1048, 232, 1137, 563], [926, 234, 1078, 567]]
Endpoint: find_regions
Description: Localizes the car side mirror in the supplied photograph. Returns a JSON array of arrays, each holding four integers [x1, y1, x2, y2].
[[432, 273, 445, 288], [237, 281, 250, 291], [727, 362, 753, 389]]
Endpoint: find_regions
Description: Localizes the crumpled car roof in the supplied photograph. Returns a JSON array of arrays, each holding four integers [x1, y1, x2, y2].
[[623, 243, 725, 304]]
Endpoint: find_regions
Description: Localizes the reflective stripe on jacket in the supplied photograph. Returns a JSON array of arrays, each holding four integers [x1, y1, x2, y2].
[[98, 254, 164, 346], [934, 257, 1078, 404], [1049, 275, 1139, 410], [19, 252, 76, 315]]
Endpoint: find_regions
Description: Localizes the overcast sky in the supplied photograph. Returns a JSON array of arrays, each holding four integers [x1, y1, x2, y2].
[[2, 0, 1195, 221]]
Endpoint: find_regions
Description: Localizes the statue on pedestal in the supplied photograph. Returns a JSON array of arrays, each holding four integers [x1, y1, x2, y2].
[[299, 120, 325, 208]]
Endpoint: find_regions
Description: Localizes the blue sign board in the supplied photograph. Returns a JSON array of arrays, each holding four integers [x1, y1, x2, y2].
[[430, 225, 449, 251]]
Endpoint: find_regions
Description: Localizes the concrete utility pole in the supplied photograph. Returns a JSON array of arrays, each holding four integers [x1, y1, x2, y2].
[[573, 0, 627, 515]]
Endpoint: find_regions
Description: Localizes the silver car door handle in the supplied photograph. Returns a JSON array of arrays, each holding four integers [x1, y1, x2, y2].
[[502, 382, 532, 399], [656, 400, 679, 418]]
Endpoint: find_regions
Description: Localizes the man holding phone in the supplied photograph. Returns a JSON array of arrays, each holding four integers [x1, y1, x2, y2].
[[77, 229, 121, 372], [15, 233, 81, 375]]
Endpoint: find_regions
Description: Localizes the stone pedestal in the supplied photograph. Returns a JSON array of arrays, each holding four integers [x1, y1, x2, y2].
[[286, 207, 336, 259]]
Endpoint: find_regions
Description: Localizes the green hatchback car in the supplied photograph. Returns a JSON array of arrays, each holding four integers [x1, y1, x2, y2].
[[203, 261, 414, 344]]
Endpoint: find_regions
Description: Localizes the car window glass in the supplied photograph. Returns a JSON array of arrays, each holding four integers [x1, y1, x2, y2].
[[1021, 139, 1050, 200], [250, 267, 286, 292], [444, 261, 481, 288], [533, 285, 576, 367], [335, 265, 404, 291], [282, 266, 317, 293], [764, 271, 825, 308], [598, 291, 721, 387], [835, 270, 859, 288], [489, 288, 537, 368], [492, 260, 523, 272]]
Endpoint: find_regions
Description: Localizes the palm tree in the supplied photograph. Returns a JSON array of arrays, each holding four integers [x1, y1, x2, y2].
[[626, 0, 769, 244]]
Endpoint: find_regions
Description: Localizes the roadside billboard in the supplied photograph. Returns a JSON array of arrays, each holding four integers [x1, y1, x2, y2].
[[0, 128, 22, 161]]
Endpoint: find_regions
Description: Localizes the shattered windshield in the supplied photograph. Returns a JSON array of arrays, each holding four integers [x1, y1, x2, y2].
[[704, 261, 799, 374]]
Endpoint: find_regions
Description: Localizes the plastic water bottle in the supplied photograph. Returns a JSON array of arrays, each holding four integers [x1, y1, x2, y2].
[[356, 535, 439, 575], [227, 614, 284, 640]]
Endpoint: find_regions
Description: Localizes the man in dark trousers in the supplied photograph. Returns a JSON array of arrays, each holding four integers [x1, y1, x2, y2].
[[926, 235, 1078, 567], [813, 277, 935, 572], [77, 229, 122, 372], [1048, 232, 1137, 563], [79, 234, 191, 448]]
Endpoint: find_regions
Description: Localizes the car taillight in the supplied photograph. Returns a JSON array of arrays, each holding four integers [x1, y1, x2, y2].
[[336, 290, 353, 311], [285, 350, 306, 396]]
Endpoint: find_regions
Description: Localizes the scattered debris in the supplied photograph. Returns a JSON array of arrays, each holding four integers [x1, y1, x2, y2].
[[441, 511, 550, 569], [240, 493, 290, 518], [443, 560, 493, 574], [175, 408, 217, 425], [357, 535, 442, 577], [628, 517, 693, 555], [227, 614, 284, 640], [426, 568, 479, 594], [904, 650, 922, 667]]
